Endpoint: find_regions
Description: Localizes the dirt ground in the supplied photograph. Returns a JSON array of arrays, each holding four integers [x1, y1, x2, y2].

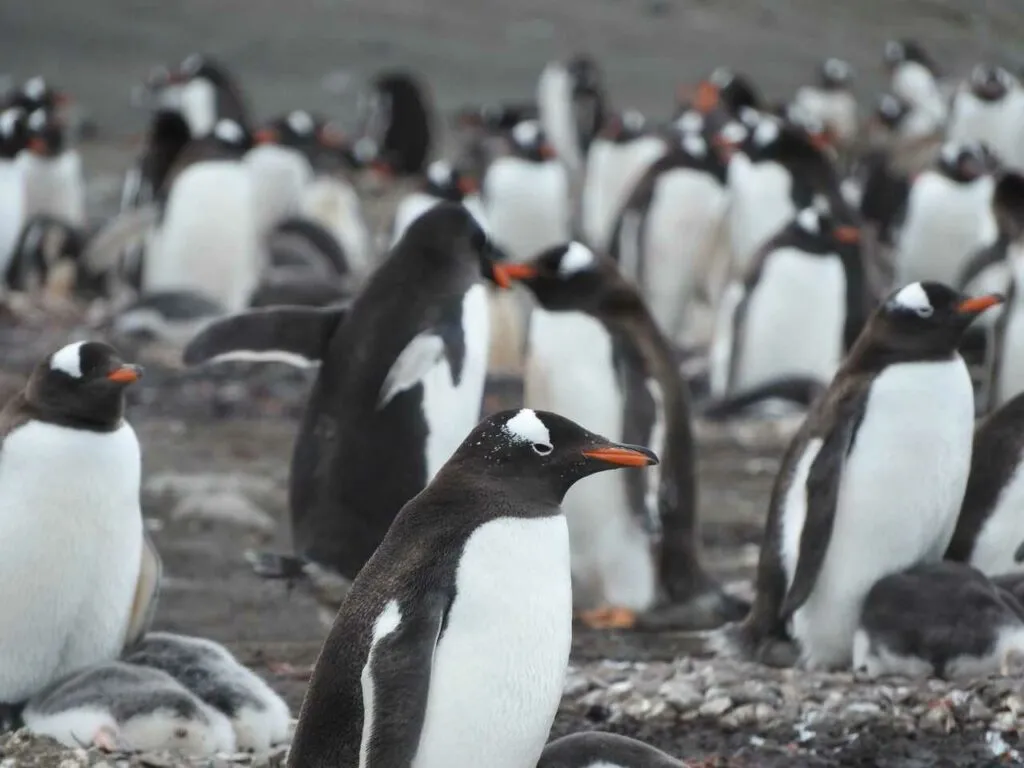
[[4, 0, 1024, 764]]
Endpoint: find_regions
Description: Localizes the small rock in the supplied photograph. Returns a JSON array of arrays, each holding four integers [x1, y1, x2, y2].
[[754, 703, 778, 724], [968, 698, 993, 722], [920, 703, 956, 733], [171, 491, 276, 534], [699, 696, 733, 718], [720, 703, 759, 729], [659, 678, 703, 711], [563, 674, 591, 698], [57, 760, 81, 768]]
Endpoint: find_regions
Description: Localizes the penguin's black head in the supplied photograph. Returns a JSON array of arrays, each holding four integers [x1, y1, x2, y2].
[[400, 202, 508, 287], [495, 241, 623, 314], [819, 58, 853, 90], [598, 109, 647, 143], [884, 39, 938, 75], [170, 53, 233, 88], [448, 408, 658, 503], [856, 282, 1003, 366], [422, 159, 476, 201], [210, 118, 252, 154], [12, 76, 70, 114], [874, 93, 911, 130], [936, 140, 988, 183], [0, 106, 28, 159], [969, 64, 1015, 102], [508, 119, 556, 161], [567, 55, 602, 90], [688, 67, 761, 116], [27, 341, 142, 430], [25, 108, 64, 157]]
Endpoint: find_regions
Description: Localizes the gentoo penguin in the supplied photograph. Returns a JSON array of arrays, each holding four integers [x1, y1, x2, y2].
[[453, 100, 539, 180], [852, 562, 1024, 680], [707, 202, 860, 408], [893, 140, 997, 287], [389, 159, 484, 247], [482, 119, 570, 263], [985, 172, 1024, 407], [183, 204, 508, 623], [790, 58, 858, 149], [6, 76, 70, 115], [120, 109, 193, 222], [511, 243, 745, 629], [536, 55, 606, 178], [714, 282, 1001, 670], [947, 389, 1024, 576], [678, 67, 762, 120], [580, 110, 667, 252], [539, 733, 683, 768], [18, 107, 85, 227], [611, 126, 730, 348], [148, 53, 251, 139], [0, 342, 160, 725], [124, 632, 291, 752], [883, 39, 947, 131], [354, 70, 434, 176], [23, 661, 237, 756], [297, 173, 375, 280], [948, 65, 1024, 171], [246, 111, 319, 234], [0, 106, 27, 277], [286, 407, 658, 768]]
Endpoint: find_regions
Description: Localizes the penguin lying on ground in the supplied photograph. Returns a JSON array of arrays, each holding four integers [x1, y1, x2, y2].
[[539, 732, 683, 768], [286, 407, 659, 768], [509, 242, 745, 630], [124, 632, 290, 753], [23, 661, 236, 756], [852, 562, 1024, 680], [0, 342, 160, 727], [183, 204, 510, 626], [714, 282, 1001, 670]]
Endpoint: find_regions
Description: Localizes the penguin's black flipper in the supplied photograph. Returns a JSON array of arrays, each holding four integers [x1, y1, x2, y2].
[[183, 304, 348, 369], [700, 376, 828, 421], [779, 387, 869, 620]]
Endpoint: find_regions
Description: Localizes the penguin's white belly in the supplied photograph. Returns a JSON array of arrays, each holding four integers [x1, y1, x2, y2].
[[895, 175, 996, 286], [538, 65, 582, 174], [146, 162, 263, 312], [299, 176, 373, 276], [0, 421, 143, 701], [244, 146, 313, 233], [421, 283, 490, 479], [948, 96, 1005, 151], [18, 152, 85, 226], [892, 63, 947, 124], [484, 159, 570, 262], [968, 460, 1024, 576], [413, 515, 571, 768], [640, 170, 728, 345], [727, 159, 794, 273], [998, 307, 1024, 405], [582, 138, 666, 252], [0, 161, 26, 275], [391, 192, 442, 247], [524, 308, 657, 611], [733, 249, 846, 392], [784, 359, 974, 669]]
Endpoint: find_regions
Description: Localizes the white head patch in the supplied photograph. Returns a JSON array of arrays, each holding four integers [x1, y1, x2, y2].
[[214, 119, 244, 144], [754, 119, 780, 146], [739, 106, 761, 128], [27, 109, 46, 132], [503, 409, 552, 447], [23, 76, 45, 100], [286, 110, 315, 135], [676, 110, 703, 133], [427, 160, 452, 187], [50, 341, 85, 378], [796, 207, 820, 234], [622, 110, 645, 132], [559, 242, 596, 276], [710, 67, 733, 87], [512, 120, 540, 147], [0, 108, 21, 138], [682, 133, 707, 157], [719, 120, 748, 145], [892, 283, 932, 314]]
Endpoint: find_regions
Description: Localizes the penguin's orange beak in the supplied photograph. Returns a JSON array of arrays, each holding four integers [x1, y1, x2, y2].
[[694, 81, 720, 114], [491, 263, 538, 287], [253, 128, 279, 145], [28, 137, 48, 155], [458, 176, 479, 195], [833, 226, 860, 244], [957, 294, 1004, 314], [317, 125, 346, 149], [808, 131, 833, 152], [583, 444, 659, 467], [108, 365, 143, 384], [539, 142, 557, 160]]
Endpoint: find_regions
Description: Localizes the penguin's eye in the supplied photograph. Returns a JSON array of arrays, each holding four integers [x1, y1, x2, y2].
[[916, 305, 934, 318], [532, 442, 553, 456]]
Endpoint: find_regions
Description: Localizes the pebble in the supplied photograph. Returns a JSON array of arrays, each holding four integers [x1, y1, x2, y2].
[[699, 696, 734, 718]]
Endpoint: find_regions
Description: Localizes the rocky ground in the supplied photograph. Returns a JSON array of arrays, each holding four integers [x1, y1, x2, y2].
[[4, 0, 1024, 765]]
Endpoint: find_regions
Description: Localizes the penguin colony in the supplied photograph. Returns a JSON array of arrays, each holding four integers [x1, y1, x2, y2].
[[2, 36, 1024, 767]]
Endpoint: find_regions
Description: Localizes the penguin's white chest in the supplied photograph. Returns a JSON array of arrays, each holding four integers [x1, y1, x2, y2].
[[0, 420, 143, 701], [733, 248, 846, 391], [17, 151, 85, 226], [727, 158, 794, 272], [244, 145, 313, 233], [421, 283, 490, 479], [413, 515, 572, 768], [783, 359, 975, 670], [483, 159, 569, 262], [524, 309, 658, 611]]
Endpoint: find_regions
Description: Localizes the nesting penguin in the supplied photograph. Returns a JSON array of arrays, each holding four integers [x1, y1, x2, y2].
[[286, 408, 658, 768], [853, 562, 1024, 680], [124, 632, 291, 752], [183, 204, 508, 623], [715, 282, 1000, 670], [390, 159, 484, 247], [536, 55, 606, 179], [790, 58, 858, 149], [0, 342, 160, 723], [539, 733, 683, 768], [948, 65, 1024, 171], [23, 662, 237, 756], [511, 242, 745, 629], [894, 140, 997, 287]]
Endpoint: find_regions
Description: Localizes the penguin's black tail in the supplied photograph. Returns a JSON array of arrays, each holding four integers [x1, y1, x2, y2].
[[700, 376, 827, 421]]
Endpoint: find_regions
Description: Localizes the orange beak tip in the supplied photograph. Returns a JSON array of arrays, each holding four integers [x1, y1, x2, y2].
[[582, 445, 659, 467], [834, 226, 860, 244], [253, 129, 278, 145], [958, 294, 1005, 314], [107, 365, 142, 384]]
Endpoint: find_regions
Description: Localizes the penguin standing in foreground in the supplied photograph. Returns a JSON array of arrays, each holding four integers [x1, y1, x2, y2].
[[714, 282, 1001, 670], [124, 632, 291, 753], [286, 407, 658, 768], [511, 242, 745, 629], [183, 204, 509, 624], [0, 342, 161, 726], [707, 202, 860, 409], [536, 55, 606, 180], [852, 562, 1024, 680], [23, 661, 236, 756]]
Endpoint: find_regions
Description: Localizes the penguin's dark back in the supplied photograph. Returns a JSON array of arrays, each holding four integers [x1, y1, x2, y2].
[[376, 73, 433, 175]]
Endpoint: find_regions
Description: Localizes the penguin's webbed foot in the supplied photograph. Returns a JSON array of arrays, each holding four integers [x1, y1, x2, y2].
[[575, 606, 638, 630]]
